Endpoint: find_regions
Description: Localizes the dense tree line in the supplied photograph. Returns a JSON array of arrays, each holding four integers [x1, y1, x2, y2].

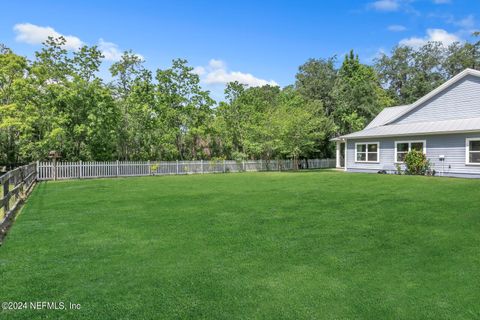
[[0, 34, 478, 167]]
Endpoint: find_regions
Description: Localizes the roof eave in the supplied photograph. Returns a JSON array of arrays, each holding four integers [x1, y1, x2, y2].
[[341, 128, 480, 140]]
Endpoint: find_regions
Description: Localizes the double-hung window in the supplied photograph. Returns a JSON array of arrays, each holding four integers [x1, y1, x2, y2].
[[395, 141, 426, 163], [355, 142, 379, 163], [466, 138, 480, 165]]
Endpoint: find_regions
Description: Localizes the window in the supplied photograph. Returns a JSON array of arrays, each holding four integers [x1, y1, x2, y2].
[[396, 142, 409, 162], [395, 141, 426, 163], [355, 142, 379, 163], [466, 138, 480, 165]]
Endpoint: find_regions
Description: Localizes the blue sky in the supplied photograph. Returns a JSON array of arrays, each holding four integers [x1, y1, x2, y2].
[[1, 0, 479, 100]]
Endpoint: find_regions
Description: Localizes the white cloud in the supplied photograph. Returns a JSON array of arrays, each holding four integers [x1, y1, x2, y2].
[[97, 38, 122, 61], [388, 24, 407, 32], [14, 23, 84, 50], [369, 0, 399, 11], [455, 15, 475, 29], [195, 59, 278, 87], [96, 38, 144, 62], [13, 23, 143, 62], [208, 59, 226, 70], [90, 39, 144, 62], [399, 28, 461, 48], [192, 66, 206, 76]]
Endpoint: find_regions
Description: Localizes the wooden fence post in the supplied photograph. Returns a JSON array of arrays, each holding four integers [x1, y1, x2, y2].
[[53, 158, 57, 181], [36, 161, 39, 180], [79, 160, 83, 179], [201, 160, 204, 174], [223, 160, 226, 173], [176, 160, 179, 175], [2, 175, 9, 214]]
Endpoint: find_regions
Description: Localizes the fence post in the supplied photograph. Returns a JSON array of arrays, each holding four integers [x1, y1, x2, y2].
[[79, 160, 83, 179], [2, 176, 9, 214], [242, 160, 245, 172], [116, 160, 119, 177], [223, 160, 226, 173], [53, 158, 57, 181], [201, 160, 204, 174], [36, 161, 39, 180], [176, 160, 179, 175]]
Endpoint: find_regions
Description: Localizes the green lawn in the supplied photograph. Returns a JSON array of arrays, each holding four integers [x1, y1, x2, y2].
[[1, 171, 480, 319]]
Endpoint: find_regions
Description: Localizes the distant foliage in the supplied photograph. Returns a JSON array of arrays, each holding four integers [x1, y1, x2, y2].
[[374, 34, 480, 105], [404, 150, 431, 175], [1, 33, 479, 167]]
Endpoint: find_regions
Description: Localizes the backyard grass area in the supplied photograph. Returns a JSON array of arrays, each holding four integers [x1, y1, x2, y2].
[[1, 171, 480, 319]]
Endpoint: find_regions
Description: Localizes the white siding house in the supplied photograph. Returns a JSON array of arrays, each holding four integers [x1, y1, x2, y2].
[[333, 68, 480, 178]]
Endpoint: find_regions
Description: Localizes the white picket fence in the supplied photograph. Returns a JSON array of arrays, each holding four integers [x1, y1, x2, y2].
[[37, 159, 336, 181]]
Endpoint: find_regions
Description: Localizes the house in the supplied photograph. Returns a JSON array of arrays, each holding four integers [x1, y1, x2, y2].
[[333, 68, 480, 178]]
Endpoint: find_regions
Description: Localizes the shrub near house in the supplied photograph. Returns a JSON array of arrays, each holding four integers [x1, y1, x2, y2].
[[404, 150, 431, 175]]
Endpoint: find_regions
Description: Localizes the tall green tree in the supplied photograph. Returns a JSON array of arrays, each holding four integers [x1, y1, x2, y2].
[[156, 59, 215, 160], [295, 57, 337, 116], [333, 50, 392, 134], [0, 46, 29, 166], [110, 51, 146, 160]]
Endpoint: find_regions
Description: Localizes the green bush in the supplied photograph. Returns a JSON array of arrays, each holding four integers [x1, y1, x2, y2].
[[404, 150, 431, 175]]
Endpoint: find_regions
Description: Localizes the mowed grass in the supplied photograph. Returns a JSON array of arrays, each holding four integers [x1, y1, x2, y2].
[[1, 171, 480, 319]]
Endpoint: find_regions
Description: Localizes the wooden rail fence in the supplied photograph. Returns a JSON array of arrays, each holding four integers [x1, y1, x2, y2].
[[37, 159, 336, 181], [0, 163, 37, 241]]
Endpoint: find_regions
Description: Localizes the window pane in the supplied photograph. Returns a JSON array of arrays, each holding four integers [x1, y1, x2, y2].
[[397, 143, 408, 152], [368, 144, 378, 152], [357, 144, 366, 152], [357, 152, 366, 161], [368, 152, 378, 162], [397, 152, 407, 162], [470, 152, 480, 163], [470, 140, 480, 151], [411, 142, 424, 152]]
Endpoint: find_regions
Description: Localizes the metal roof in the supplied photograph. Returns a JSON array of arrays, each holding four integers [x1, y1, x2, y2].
[[364, 105, 410, 129], [340, 117, 480, 139]]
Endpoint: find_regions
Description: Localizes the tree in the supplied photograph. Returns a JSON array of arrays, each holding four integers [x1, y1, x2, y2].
[[333, 50, 392, 134], [0, 49, 29, 166], [216, 83, 280, 160], [156, 59, 215, 160], [375, 36, 480, 105], [110, 51, 147, 160], [273, 88, 335, 166], [444, 33, 480, 76], [375, 45, 414, 104], [295, 57, 337, 116]]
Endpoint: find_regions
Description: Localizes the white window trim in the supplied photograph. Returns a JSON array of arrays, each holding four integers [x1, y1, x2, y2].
[[355, 142, 380, 163], [394, 140, 426, 164], [466, 138, 480, 166]]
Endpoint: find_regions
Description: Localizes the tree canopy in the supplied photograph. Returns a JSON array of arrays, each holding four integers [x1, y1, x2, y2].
[[1, 33, 479, 167]]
